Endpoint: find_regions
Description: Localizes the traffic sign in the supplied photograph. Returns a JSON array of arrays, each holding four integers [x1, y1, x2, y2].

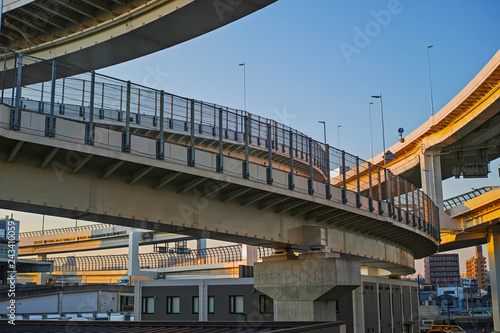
[[384, 150, 395, 162]]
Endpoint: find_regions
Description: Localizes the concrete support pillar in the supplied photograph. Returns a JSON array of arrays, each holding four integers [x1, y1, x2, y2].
[[197, 238, 207, 251], [58, 291, 63, 314], [199, 279, 207, 321], [128, 229, 140, 276], [487, 229, 500, 332], [36, 254, 49, 285], [254, 251, 361, 321], [197, 238, 207, 262], [97, 290, 102, 312], [128, 229, 156, 279], [134, 282, 142, 321], [242, 245, 258, 266], [352, 286, 365, 333], [420, 149, 443, 210]]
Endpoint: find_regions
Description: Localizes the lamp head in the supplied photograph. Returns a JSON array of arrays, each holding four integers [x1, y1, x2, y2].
[[371, 95, 380, 99]]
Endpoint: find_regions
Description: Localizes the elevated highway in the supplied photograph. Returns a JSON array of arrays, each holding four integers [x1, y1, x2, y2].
[[0, 0, 277, 80], [19, 244, 269, 284], [0, 49, 439, 280], [18, 223, 190, 255], [437, 186, 500, 330], [355, 48, 500, 329], [346, 49, 500, 221], [440, 187, 500, 251], [370, 49, 500, 178], [360, 49, 500, 249], [0, 45, 442, 322]]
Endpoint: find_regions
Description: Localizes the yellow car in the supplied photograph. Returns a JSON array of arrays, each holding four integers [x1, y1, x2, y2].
[[430, 325, 466, 332]]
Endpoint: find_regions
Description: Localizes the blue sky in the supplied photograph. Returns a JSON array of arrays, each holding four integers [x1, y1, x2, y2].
[[98, 0, 500, 198], [5, 0, 500, 273]]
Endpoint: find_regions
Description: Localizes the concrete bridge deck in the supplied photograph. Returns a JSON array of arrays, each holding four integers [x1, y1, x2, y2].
[[0, 49, 439, 276]]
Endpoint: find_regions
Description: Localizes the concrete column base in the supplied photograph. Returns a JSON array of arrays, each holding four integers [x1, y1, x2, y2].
[[254, 250, 361, 322], [277, 300, 337, 321]]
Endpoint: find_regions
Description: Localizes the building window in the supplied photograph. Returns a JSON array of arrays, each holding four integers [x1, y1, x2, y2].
[[121, 295, 134, 312], [142, 297, 154, 314], [229, 295, 244, 314], [192, 296, 199, 314], [259, 295, 273, 314], [167, 296, 180, 314], [208, 296, 215, 314]]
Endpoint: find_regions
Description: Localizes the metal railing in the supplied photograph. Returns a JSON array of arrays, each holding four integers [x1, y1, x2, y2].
[[443, 186, 499, 210], [20, 223, 113, 238], [50, 245, 273, 271], [0, 46, 440, 242]]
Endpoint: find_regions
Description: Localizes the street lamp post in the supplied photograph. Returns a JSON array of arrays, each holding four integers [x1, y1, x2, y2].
[[427, 45, 435, 116], [337, 125, 342, 149], [319, 121, 328, 178], [239, 63, 246, 112], [318, 121, 327, 146], [371, 94, 390, 214], [369, 102, 374, 158], [371, 94, 386, 162]]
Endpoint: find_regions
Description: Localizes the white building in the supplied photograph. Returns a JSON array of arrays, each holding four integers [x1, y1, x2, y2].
[[437, 284, 464, 299]]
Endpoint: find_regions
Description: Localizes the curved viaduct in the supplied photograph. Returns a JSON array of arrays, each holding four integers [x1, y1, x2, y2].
[[367, 49, 500, 206], [336, 49, 500, 234], [0, 52, 439, 278], [0, 0, 277, 85]]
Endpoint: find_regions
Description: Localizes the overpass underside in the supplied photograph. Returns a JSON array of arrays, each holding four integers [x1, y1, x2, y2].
[[440, 187, 500, 251], [0, 0, 278, 84]]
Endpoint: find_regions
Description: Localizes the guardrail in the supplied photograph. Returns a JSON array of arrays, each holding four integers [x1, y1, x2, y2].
[[443, 186, 499, 210], [20, 223, 114, 238], [0, 46, 440, 242], [49, 245, 273, 271]]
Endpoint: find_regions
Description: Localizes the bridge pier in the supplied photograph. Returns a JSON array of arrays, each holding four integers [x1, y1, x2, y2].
[[488, 229, 500, 332], [128, 230, 155, 279], [420, 149, 444, 209], [254, 250, 361, 321], [36, 254, 49, 285]]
